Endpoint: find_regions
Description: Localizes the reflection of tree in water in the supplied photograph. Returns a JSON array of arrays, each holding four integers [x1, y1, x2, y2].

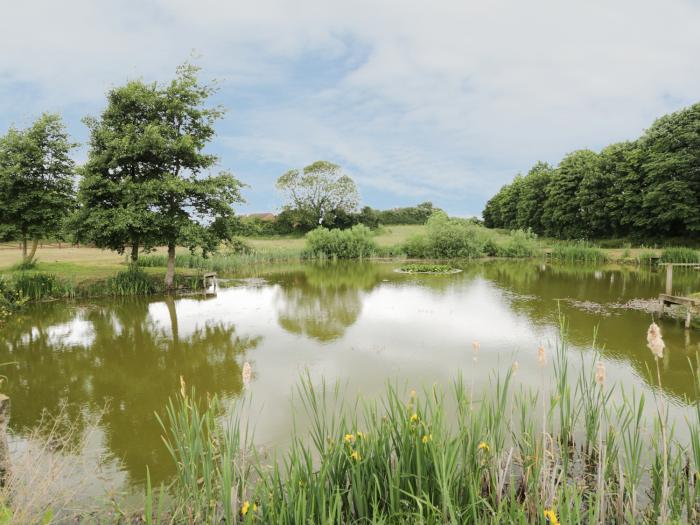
[[275, 262, 382, 342], [0, 295, 261, 484], [482, 261, 700, 403]]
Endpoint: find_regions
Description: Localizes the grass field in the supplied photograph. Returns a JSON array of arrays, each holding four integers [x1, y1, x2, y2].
[[0, 227, 667, 282]]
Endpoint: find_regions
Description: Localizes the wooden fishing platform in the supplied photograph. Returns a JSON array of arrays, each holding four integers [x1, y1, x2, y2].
[[203, 272, 218, 295], [658, 263, 700, 328]]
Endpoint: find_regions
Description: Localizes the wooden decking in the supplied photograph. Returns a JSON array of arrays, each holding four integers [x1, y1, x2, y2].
[[658, 263, 700, 328]]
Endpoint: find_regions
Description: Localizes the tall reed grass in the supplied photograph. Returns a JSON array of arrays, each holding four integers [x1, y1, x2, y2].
[[6, 266, 203, 303], [145, 322, 700, 524], [660, 247, 700, 264], [549, 242, 608, 264]]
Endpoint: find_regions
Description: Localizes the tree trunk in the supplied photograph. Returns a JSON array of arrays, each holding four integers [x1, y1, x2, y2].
[[21, 235, 27, 260], [165, 243, 176, 290], [130, 242, 139, 263], [25, 239, 39, 263], [165, 295, 180, 350]]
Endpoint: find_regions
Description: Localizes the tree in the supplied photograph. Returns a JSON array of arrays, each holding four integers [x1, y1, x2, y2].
[[542, 150, 598, 239], [637, 103, 700, 238], [75, 64, 244, 287], [515, 162, 554, 234], [0, 113, 76, 263], [276, 161, 359, 228], [73, 79, 166, 261]]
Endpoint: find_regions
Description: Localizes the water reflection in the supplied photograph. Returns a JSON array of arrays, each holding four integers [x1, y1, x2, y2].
[[0, 295, 260, 484], [1, 260, 699, 491], [275, 262, 382, 342]]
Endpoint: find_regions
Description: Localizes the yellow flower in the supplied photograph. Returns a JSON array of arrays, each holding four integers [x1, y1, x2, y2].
[[344, 433, 355, 444], [356, 431, 365, 439], [410, 413, 419, 423], [543, 508, 559, 525], [241, 501, 250, 516], [477, 441, 489, 452], [422, 434, 432, 444], [350, 450, 361, 461]]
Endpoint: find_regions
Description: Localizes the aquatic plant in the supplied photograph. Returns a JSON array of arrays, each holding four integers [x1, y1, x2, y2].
[[399, 263, 455, 273], [660, 247, 700, 264], [144, 323, 700, 524], [549, 242, 607, 264]]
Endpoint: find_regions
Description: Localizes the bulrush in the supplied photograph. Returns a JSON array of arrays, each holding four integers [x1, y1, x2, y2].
[[647, 322, 665, 359], [472, 340, 480, 362], [242, 362, 252, 387], [537, 345, 546, 367], [595, 362, 606, 386]]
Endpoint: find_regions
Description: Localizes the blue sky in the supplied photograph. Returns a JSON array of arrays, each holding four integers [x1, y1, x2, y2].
[[2, 0, 700, 216]]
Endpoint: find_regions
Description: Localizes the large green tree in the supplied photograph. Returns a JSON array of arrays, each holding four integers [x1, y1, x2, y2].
[[542, 150, 598, 238], [515, 162, 554, 233], [637, 103, 700, 237], [0, 113, 76, 263], [73, 80, 164, 261], [76, 64, 244, 287], [276, 160, 359, 228]]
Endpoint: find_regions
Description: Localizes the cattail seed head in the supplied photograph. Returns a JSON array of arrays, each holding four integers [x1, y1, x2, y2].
[[242, 361, 252, 387], [595, 362, 606, 386], [647, 322, 665, 359], [537, 345, 546, 367]]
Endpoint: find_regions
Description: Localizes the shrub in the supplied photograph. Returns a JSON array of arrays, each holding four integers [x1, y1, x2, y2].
[[304, 225, 377, 259], [0, 277, 28, 321], [401, 211, 487, 259], [660, 247, 699, 263], [495, 229, 540, 257]]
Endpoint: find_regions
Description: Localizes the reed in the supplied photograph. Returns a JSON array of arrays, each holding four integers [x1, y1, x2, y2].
[[660, 247, 700, 264], [549, 242, 607, 264], [144, 324, 700, 524]]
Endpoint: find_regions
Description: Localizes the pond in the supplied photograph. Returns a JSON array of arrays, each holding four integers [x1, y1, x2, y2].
[[1, 260, 699, 494]]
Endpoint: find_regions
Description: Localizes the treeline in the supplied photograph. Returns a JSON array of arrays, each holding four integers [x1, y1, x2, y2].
[[482, 102, 700, 241], [238, 202, 439, 236]]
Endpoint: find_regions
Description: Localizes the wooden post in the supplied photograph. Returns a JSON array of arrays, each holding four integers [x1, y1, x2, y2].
[[666, 265, 673, 295], [0, 394, 10, 486], [686, 309, 693, 329]]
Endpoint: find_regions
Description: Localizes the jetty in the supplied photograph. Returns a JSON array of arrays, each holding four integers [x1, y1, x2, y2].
[[658, 263, 700, 328]]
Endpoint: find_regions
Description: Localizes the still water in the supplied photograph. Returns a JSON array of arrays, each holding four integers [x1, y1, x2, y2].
[[1, 260, 699, 490]]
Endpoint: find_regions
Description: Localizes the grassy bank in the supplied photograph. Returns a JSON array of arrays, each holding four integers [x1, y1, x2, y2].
[[141, 323, 700, 524]]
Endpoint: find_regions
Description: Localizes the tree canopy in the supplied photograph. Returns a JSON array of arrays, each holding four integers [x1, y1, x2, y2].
[[74, 63, 244, 287], [483, 102, 700, 241], [0, 113, 76, 262], [276, 160, 359, 229]]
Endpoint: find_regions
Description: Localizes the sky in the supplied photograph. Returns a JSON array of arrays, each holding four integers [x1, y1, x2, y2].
[[1, 0, 700, 217]]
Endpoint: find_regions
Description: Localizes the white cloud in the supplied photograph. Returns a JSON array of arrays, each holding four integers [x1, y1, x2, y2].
[[2, 0, 699, 211]]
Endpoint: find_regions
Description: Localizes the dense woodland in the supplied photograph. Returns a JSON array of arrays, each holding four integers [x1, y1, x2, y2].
[[482, 102, 700, 241]]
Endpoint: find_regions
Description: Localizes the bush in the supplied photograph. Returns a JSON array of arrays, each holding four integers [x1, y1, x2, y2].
[[660, 247, 699, 263], [0, 277, 28, 322], [495, 229, 540, 257], [304, 225, 377, 259], [401, 212, 487, 258]]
